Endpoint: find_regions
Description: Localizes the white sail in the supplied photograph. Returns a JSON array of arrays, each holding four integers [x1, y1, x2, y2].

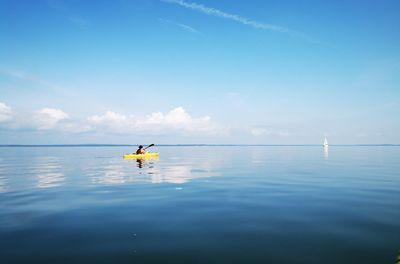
[[323, 136, 328, 147]]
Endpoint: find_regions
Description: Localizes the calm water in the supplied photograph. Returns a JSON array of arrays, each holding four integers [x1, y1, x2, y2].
[[0, 146, 399, 264]]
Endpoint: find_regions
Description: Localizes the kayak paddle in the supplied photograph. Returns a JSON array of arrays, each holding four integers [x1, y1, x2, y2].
[[144, 144, 155, 150]]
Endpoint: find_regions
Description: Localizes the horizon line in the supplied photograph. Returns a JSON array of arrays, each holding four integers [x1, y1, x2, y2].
[[0, 144, 399, 147]]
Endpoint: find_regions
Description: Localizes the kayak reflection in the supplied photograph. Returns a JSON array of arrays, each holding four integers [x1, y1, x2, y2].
[[136, 157, 157, 169], [136, 158, 144, 168]]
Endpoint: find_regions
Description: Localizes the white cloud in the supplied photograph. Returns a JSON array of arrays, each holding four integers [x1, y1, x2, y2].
[[149, 107, 192, 126], [89, 111, 127, 124], [0, 102, 12, 122], [87, 111, 132, 133], [2, 105, 225, 136], [33, 108, 69, 130], [138, 107, 218, 134], [88, 107, 224, 135]]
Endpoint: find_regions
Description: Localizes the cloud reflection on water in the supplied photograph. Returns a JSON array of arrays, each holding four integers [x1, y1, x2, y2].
[[34, 157, 65, 188], [1, 149, 223, 191], [84, 156, 219, 186], [149, 165, 194, 184], [138, 158, 219, 184], [90, 163, 127, 185]]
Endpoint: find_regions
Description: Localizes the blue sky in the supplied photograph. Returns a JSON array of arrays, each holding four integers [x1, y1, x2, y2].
[[0, 0, 399, 144]]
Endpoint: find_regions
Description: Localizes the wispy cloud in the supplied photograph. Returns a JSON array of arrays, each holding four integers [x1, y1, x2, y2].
[[162, 0, 322, 43], [176, 22, 198, 33], [248, 126, 293, 137], [0, 68, 75, 96], [0, 69, 60, 91], [159, 18, 198, 33]]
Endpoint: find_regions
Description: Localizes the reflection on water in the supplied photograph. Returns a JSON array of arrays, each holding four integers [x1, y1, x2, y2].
[[136, 157, 218, 184], [0, 177, 7, 193], [0, 161, 8, 193], [324, 146, 329, 159], [136, 158, 144, 168], [0, 148, 222, 190], [91, 163, 126, 185], [85, 160, 127, 185], [84, 158, 152, 185], [85, 156, 217, 186], [136, 158, 157, 169], [34, 157, 65, 188], [150, 165, 193, 184], [0, 146, 400, 264]]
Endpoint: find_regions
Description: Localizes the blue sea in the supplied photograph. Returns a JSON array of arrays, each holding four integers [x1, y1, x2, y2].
[[0, 146, 399, 264]]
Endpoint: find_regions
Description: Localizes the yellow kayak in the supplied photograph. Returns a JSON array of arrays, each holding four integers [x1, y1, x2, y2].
[[123, 152, 160, 159]]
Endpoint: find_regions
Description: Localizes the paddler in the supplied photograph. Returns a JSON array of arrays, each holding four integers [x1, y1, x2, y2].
[[136, 145, 146, 155]]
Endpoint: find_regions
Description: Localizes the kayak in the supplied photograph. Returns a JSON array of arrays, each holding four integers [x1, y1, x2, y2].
[[123, 152, 160, 159], [123, 152, 159, 159]]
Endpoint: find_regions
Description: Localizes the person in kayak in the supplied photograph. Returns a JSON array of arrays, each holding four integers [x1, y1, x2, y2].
[[136, 145, 146, 155]]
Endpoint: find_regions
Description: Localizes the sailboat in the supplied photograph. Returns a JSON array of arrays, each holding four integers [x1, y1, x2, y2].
[[323, 136, 328, 147]]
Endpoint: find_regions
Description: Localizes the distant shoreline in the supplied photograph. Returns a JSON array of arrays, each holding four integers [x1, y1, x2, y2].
[[0, 144, 399, 147]]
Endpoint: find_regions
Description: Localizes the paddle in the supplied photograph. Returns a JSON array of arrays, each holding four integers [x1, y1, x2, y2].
[[143, 144, 155, 150]]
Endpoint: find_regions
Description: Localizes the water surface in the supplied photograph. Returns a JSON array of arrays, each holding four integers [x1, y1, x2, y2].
[[0, 146, 399, 263]]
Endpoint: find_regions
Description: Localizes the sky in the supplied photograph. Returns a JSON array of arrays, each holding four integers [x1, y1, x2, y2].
[[0, 0, 399, 144]]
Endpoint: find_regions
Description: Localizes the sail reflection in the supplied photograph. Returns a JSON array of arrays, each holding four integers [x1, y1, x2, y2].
[[323, 146, 329, 160], [35, 157, 65, 188]]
